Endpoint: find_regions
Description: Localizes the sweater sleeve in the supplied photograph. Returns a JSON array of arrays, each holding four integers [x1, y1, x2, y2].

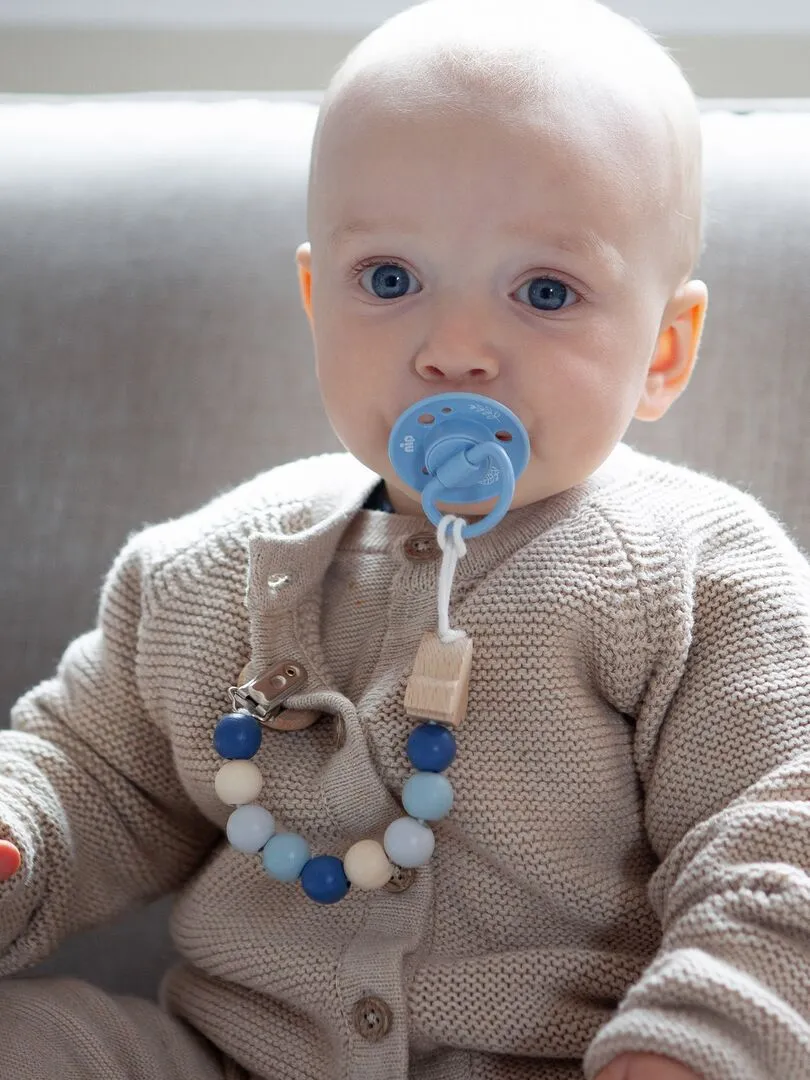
[[0, 533, 220, 975], [583, 499, 810, 1080]]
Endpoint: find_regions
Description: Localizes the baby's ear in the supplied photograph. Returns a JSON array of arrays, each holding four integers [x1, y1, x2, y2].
[[295, 242, 313, 322], [635, 279, 708, 422]]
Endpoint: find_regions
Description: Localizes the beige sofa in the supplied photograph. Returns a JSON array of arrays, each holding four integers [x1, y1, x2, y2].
[[1, 94, 809, 999]]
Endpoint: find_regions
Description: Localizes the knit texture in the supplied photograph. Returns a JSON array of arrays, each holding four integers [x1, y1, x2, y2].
[[0, 975, 243, 1080], [2, 443, 810, 1080]]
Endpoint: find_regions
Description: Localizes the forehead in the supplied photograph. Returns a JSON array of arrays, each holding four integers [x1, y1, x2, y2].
[[312, 99, 668, 253]]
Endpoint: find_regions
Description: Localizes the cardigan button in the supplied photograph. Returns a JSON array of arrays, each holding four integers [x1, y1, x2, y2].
[[333, 714, 347, 749], [403, 532, 440, 561], [383, 864, 416, 892], [353, 996, 392, 1041]]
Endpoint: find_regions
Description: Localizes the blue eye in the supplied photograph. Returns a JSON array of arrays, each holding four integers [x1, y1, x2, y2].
[[359, 263, 419, 300], [517, 277, 577, 311], [355, 263, 577, 311]]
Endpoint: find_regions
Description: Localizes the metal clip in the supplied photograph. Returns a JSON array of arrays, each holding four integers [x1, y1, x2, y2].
[[228, 661, 308, 724]]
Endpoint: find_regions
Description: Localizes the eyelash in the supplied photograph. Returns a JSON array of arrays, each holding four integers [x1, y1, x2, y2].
[[348, 258, 582, 310]]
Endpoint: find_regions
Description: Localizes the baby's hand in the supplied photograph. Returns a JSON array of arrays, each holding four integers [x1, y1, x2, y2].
[[0, 839, 21, 883], [594, 1052, 703, 1080]]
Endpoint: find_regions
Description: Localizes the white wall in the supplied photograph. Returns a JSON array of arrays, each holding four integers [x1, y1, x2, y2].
[[3, 0, 810, 33], [0, 1, 808, 97]]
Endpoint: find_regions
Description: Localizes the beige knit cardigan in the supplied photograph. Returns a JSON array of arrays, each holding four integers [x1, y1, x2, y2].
[[2, 443, 809, 1080]]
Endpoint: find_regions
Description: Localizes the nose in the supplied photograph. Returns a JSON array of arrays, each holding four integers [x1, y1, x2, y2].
[[414, 305, 500, 385]]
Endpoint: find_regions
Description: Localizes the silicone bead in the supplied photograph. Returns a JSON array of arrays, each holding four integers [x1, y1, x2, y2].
[[383, 816, 435, 868], [300, 854, 350, 904], [402, 772, 454, 821], [262, 833, 311, 882], [213, 711, 262, 760], [407, 722, 457, 772], [214, 760, 263, 806], [343, 839, 393, 890], [226, 804, 275, 853]]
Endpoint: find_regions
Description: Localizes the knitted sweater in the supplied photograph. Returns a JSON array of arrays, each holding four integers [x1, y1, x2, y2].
[[2, 444, 810, 1080]]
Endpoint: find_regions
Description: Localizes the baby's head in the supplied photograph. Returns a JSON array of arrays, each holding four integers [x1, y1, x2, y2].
[[296, 0, 708, 517]]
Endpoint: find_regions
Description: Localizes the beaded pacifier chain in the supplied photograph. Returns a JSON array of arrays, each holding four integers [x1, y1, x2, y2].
[[212, 393, 530, 904]]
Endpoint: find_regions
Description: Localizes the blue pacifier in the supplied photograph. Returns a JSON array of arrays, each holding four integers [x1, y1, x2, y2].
[[388, 392, 530, 539]]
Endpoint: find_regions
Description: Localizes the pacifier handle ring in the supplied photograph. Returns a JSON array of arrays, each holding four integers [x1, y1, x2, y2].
[[422, 440, 515, 539]]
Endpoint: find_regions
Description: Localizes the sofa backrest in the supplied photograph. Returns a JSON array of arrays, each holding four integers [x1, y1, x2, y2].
[[2, 96, 809, 715]]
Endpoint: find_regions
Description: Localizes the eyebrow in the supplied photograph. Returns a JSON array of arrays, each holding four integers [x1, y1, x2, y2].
[[326, 218, 618, 265], [327, 219, 415, 250]]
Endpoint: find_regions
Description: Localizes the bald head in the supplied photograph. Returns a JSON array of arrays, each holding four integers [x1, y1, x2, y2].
[[307, 0, 703, 284]]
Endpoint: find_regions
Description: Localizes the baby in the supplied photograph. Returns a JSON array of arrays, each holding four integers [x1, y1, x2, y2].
[[1, 2, 809, 1080]]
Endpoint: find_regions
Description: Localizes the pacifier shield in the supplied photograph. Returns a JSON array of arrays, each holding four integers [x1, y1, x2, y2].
[[388, 392, 530, 537]]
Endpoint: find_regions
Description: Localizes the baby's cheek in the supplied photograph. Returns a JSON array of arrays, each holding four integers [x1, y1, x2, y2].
[[538, 361, 612, 436], [576, 347, 643, 422], [316, 364, 362, 431]]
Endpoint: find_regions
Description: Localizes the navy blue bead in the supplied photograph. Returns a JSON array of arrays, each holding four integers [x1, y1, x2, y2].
[[300, 855, 350, 904], [213, 711, 262, 760], [407, 722, 456, 772]]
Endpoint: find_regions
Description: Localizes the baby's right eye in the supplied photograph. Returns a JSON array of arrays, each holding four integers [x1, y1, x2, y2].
[[356, 261, 421, 300]]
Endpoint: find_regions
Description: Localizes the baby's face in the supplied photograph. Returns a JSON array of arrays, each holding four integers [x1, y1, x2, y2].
[[297, 97, 696, 517]]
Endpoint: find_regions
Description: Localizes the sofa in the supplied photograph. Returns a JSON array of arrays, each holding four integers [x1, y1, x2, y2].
[[1, 93, 809, 1000]]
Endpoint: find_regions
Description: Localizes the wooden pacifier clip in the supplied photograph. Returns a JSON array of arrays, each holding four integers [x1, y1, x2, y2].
[[211, 514, 472, 904]]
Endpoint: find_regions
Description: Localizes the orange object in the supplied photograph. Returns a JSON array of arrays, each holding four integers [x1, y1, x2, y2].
[[0, 838, 21, 881]]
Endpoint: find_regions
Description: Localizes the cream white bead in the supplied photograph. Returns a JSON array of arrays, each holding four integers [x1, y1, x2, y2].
[[214, 760, 263, 806], [343, 839, 393, 890]]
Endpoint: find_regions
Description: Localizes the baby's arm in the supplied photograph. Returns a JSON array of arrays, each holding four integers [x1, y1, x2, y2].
[[584, 503, 810, 1080], [0, 533, 219, 975]]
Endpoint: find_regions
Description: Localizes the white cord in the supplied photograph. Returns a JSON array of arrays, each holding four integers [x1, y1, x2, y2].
[[436, 515, 468, 643]]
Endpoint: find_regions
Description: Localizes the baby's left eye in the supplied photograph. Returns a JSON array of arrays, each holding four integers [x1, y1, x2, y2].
[[515, 277, 578, 311]]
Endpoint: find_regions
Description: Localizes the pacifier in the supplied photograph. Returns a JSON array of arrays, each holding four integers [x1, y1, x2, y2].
[[388, 392, 530, 539]]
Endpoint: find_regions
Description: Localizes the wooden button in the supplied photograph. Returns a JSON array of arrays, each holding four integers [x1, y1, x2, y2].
[[353, 996, 392, 1041], [383, 865, 417, 893], [268, 709, 320, 732], [403, 532, 440, 561], [333, 714, 347, 748]]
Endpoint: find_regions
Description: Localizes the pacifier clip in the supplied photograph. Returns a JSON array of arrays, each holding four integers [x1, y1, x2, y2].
[[212, 393, 529, 904]]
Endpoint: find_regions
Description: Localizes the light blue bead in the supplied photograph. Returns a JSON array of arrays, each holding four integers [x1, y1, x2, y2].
[[262, 832, 311, 882], [383, 816, 435, 868], [402, 772, 454, 821], [226, 805, 275, 853]]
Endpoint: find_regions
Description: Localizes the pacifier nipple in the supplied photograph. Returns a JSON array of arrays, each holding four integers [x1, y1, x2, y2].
[[388, 392, 530, 539]]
